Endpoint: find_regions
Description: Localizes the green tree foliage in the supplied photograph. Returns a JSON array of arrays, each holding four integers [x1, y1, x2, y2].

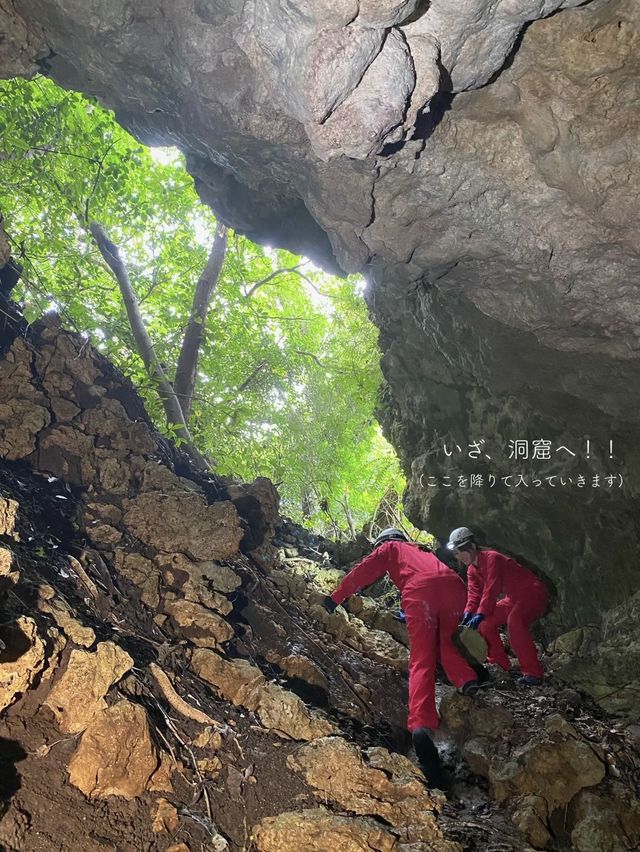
[[0, 75, 406, 532]]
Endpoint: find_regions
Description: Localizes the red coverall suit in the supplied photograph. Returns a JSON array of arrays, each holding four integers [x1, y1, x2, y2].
[[330, 541, 477, 731], [466, 549, 548, 678]]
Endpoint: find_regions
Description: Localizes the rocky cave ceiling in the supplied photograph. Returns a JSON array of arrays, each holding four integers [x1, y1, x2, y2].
[[2, 0, 640, 702]]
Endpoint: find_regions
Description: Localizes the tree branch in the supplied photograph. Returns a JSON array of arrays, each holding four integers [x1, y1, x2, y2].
[[174, 223, 228, 421], [293, 348, 346, 373], [244, 264, 320, 298], [89, 221, 209, 470], [235, 359, 267, 395], [84, 141, 115, 223]]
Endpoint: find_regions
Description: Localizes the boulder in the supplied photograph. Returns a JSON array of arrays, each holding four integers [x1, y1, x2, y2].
[[49, 396, 80, 422], [163, 596, 234, 648], [68, 700, 158, 799], [114, 549, 160, 609], [256, 682, 335, 740], [265, 651, 329, 690], [139, 461, 204, 494], [489, 737, 605, 811], [192, 649, 265, 705], [122, 493, 243, 560], [148, 752, 176, 794], [0, 338, 50, 461], [44, 641, 133, 733], [569, 783, 640, 852], [287, 737, 455, 845], [512, 795, 551, 850], [38, 589, 96, 647], [37, 424, 98, 485], [252, 807, 402, 852], [440, 692, 514, 739], [79, 397, 155, 454], [461, 737, 492, 777], [553, 592, 640, 718], [191, 649, 335, 740], [313, 607, 409, 671], [158, 551, 241, 595], [227, 476, 280, 556]]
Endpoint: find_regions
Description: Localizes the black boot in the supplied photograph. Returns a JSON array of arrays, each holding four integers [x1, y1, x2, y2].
[[472, 662, 491, 684], [412, 728, 445, 789]]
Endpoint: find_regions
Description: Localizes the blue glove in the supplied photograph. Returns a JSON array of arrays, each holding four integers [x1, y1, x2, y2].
[[460, 611, 473, 626], [393, 610, 406, 622], [468, 614, 484, 630]]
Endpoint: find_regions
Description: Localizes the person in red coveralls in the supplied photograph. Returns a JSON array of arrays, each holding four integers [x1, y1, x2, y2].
[[447, 527, 548, 686], [323, 527, 488, 787]]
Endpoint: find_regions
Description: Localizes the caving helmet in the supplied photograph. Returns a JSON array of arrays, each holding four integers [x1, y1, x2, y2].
[[373, 527, 409, 549], [446, 526, 476, 551]]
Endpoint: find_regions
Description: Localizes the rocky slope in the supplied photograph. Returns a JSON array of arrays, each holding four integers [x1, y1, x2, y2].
[[2, 0, 640, 714], [1, 269, 640, 849]]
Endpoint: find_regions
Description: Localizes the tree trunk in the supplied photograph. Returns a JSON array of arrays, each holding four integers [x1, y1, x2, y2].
[[174, 223, 228, 421], [89, 221, 209, 470]]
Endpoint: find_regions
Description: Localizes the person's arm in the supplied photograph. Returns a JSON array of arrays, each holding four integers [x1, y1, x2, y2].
[[477, 552, 504, 617], [330, 543, 392, 605], [465, 564, 482, 613]]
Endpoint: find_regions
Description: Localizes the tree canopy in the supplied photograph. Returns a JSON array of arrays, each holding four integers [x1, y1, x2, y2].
[[0, 75, 408, 534]]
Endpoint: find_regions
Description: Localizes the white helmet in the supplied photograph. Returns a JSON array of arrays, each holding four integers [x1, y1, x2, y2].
[[373, 527, 409, 548], [446, 526, 475, 550]]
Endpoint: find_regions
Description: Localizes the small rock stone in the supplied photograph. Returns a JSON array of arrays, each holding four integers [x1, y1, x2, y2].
[[39, 594, 96, 647], [512, 795, 551, 849], [0, 497, 19, 538], [0, 546, 20, 587], [151, 797, 179, 833]]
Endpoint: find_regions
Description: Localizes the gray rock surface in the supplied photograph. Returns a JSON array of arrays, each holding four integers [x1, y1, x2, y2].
[[4, 0, 640, 711]]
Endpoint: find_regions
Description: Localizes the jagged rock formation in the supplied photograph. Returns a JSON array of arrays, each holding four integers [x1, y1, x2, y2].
[[2, 0, 640, 709]]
